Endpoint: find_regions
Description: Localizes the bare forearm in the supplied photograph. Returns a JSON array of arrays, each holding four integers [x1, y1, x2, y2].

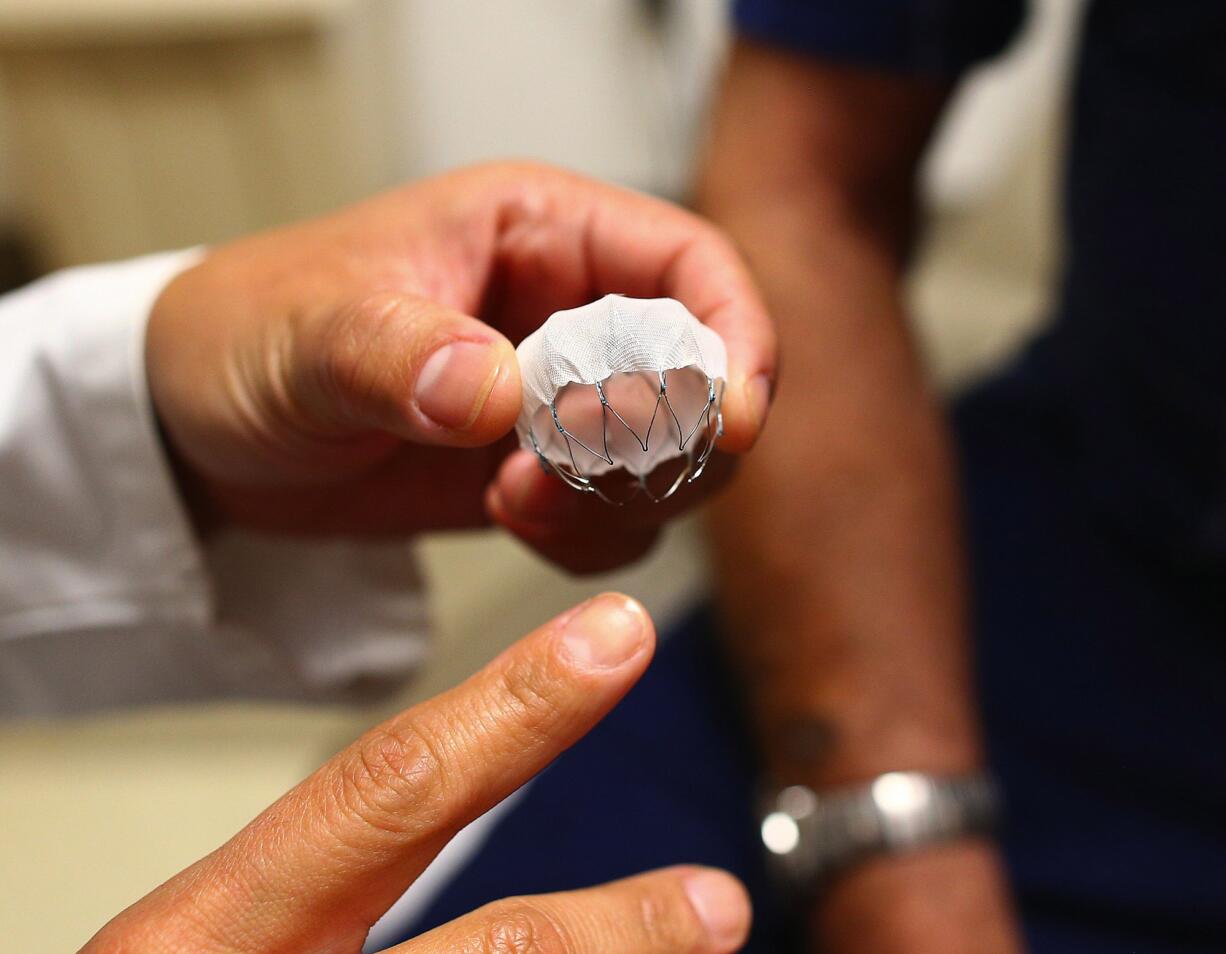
[[704, 189, 980, 782], [707, 213, 1021, 947], [698, 46, 1021, 952]]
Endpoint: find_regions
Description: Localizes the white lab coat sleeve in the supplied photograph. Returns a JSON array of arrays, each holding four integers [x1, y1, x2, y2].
[[0, 252, 430, 717]]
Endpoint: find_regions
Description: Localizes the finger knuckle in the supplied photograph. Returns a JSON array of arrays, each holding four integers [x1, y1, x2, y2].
[[474, 900, 572, 954], [493, 660, 562, 750], [318, 294, 404, 409], [334, 719, 449, 837]]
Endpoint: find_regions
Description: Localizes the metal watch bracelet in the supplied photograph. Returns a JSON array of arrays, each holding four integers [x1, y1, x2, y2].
[[759, 771, 1000, 893]]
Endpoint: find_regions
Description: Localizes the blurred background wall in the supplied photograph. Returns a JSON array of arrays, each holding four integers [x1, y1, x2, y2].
[[0, 0, 1082, 948]]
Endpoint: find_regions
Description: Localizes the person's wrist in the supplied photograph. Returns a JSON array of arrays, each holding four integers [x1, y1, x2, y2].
[[810, 840, 1022, 954], [766, 702, 987, 791], [757, 712, 1016, 950]]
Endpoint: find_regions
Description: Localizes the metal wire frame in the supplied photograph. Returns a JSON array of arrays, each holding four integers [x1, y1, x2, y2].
[[527, 368, 725, 505]]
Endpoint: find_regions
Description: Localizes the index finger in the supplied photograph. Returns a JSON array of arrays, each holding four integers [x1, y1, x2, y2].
[[580, 185, 777, 452], [472, 165, 777, 452], [88, 595, 655, 954]]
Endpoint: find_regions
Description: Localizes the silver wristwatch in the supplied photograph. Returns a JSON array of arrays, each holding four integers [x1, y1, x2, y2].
[[759, 772, 999, 892]]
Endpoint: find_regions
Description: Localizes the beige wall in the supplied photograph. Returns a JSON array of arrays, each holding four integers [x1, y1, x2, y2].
[[0, 0, 729, 269], [0, 0, 404, 267]]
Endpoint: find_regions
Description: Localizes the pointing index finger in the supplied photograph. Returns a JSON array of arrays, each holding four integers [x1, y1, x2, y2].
[[107, 595, 656, 954], [660, 235, 776, 452]]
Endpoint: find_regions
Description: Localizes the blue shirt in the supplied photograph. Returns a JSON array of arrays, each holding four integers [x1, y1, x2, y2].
[[735, 0, 1023, 76], [734, 0, 1226, 568]]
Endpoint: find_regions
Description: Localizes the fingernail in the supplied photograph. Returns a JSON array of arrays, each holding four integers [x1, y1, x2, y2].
[[559, 594, 647, 671], [743, 373, 771, 433], [685, 870, 751, 951], [415, 340, 505, 430]]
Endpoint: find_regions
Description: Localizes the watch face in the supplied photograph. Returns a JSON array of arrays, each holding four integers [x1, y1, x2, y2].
[[872, 772, 939, 849]]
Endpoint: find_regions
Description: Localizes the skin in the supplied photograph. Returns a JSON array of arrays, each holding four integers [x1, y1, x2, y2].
[[121, 163, 774, 948], [82, 594, 754, 953], [147, 161, 776, 573], [698, 43, 1024, 952]]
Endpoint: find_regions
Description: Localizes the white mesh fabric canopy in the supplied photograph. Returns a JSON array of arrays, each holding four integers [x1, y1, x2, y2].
[[515, 295, 727, 489]]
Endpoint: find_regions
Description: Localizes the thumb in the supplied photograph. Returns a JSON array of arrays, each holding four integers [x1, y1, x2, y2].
[[302, 292, 521, 447]]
